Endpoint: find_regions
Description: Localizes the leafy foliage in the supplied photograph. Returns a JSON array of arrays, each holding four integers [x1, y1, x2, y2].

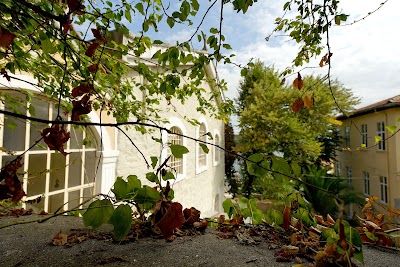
[[236, 61, 359, 196], [220, 194, 365, 265], [301, 165, 365, 216], [224, 121, 238, 196]]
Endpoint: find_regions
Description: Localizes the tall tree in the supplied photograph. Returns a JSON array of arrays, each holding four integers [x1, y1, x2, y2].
[[236, 61, 359, 196], [224, 121, 238, 196]]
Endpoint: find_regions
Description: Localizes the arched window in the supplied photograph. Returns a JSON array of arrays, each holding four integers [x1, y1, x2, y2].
[[0, 91, 97, 213], [214, 134, 220, 165], [198, 123, 207, 168], [167, 126, 183, 175]]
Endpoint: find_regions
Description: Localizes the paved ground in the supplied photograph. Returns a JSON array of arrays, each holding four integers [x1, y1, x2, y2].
[[0, 215, 399, 267]]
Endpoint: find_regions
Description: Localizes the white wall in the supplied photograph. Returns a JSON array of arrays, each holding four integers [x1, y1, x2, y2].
[[116, 90, 225, 215]]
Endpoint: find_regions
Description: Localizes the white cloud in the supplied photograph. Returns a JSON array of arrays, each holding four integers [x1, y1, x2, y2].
[[217, 0, 400, 109]]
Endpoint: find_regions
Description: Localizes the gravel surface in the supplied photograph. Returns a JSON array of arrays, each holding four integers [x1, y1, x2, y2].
[[0, 215, 399, 267]]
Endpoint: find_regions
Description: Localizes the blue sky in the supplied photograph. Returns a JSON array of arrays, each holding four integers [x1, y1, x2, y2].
[[135, 0, 399, 108], [81, 0, 399, 123]]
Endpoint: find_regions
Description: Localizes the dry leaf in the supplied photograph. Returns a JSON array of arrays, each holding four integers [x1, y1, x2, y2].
[[293, 73, 303, 90], [0, 28, 16, 48], [52, 231, 68, 246], [291, 98, 304, 113]]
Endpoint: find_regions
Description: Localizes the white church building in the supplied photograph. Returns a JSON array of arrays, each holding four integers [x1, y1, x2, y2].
[[0, 33, 225, 216]]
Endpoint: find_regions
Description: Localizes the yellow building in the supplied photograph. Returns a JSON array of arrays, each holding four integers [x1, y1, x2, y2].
[[336, 95, 400, 217]]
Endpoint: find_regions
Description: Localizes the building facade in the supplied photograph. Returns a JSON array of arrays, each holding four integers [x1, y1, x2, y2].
[[0, 34, 225, 216], [336, 96, 400, 216]]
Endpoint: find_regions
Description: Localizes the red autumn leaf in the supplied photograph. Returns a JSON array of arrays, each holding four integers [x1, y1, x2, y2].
[[0, 27, 16, 48], [229, 215, 243, 227], [62, 19, 73, 35], [87, 64, 98, 73], [282, 206, 291, 231], [71, 94, 92, 121], [0, 68, 10, 81], [0, 158, 25, 202], [154, 201, 184, 238], [291, 98, 304, 113], [292, 72, 303, 90], [85, 42, 99, 57], [91, 28, 106, 43], [71, 83, 94, 97], [42, 123, 70, 156], [183, 207, 201, 224], [66, 0, 85, 15]]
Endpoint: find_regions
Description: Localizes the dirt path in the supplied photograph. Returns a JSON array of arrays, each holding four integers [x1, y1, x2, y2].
[[1, 215, 399, 267]]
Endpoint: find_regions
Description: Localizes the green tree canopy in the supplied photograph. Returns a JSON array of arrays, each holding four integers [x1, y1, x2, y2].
[[236, 61, 359, 164]]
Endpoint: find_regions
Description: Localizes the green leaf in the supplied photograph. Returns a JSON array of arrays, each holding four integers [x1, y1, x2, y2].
[[267, 209, 283, 225], [222, 198, 234, 218], [135, 185, 161, 204], [246, 153, 269, 177], [291, 162, 301, 177], [170, 144, 189, 158], [153, 40, 163, 45], [321, 228, 338, 241], [135, 3, 144, 15], [386, 125, 397, 134], [237, 197, 249, 209], [167, 17, 175, 28], [83, 199, 114, 229], [365, 231, 378, 242], [210, 27, 219, 34], [124, 9, 132, 23], [162, 171, 175, 181], [271, 156, 292, 182], [252, 209, 265, 225], [146, 172, 158, 183], [127, 175, 141, 192], [199, 143, 209, 153], [374, 135, 382, 144], [150, 156, 158, 168], [42, 39, 57, 54], [109, 204, 132, 240], [111, 177, 127, 200]]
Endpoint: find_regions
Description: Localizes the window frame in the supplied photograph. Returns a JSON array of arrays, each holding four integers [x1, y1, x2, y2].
[[377, 122, 386, 151], [363, 171, 370, 195], [347, 166, 352, 186], [196, 119, 208, 174], [162, 118, 187, 182], [213, 132, 220, 166], [0, 91, 98, 213], [344, 126, 350, 148], [361, 124, 368, 148], [379, 176, 388, 204]]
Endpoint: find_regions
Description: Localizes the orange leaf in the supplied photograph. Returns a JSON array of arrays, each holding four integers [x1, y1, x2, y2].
[[52, 231, 68, 246], [303, 95, 312, 109], [291, 98, 304, 113], [364, 210, 374, 221], [326, 214, 335, 225], [319, 54, 327, 67], [0, 28, 16, 48], [293, 72, 303, 90], [283, 206, 291, 231]]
